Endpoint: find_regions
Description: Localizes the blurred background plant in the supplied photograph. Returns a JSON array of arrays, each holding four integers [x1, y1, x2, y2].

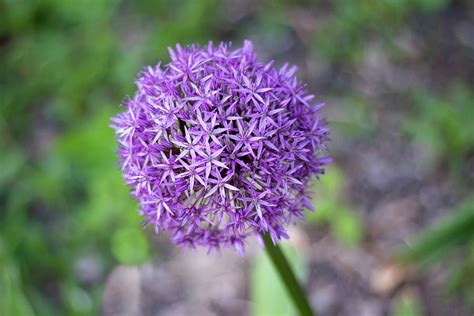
[[1, 0, 473, 315]]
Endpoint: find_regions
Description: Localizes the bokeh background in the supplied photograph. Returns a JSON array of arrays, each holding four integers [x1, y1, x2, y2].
[[1, 0, 474, 315]]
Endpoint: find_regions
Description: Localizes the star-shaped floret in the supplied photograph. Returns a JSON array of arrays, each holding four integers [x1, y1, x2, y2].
[[195, 140, 228, 179], [240, 190, 275, 220], [196, 111, 228, 146], [176, 156, 206, 194], [171, 126, 202, 160], [227, 118, 265, 158], [205, 172, 239, 201]]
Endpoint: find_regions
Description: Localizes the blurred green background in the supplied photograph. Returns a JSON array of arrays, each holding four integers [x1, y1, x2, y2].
[[1, 0, 473, 315]]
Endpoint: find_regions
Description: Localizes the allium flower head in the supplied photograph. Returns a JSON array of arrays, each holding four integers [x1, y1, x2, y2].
[[111, 40, 330, 254]]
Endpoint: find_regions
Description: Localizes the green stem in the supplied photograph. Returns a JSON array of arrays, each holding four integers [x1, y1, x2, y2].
[[262, 233, 315, 316]]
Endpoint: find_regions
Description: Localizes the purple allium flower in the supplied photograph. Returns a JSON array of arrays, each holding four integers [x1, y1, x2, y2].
[[111, 40, 330, 254]]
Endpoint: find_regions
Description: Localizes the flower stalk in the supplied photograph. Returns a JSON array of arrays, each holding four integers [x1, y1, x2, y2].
[[262, 233, 315, 316]]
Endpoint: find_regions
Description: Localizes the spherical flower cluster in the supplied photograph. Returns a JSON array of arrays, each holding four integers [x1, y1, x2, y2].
[[111, 40, 330, 254]]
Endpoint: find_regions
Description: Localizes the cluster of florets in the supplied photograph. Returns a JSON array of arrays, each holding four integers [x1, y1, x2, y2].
[[111, 40, 330, 254]]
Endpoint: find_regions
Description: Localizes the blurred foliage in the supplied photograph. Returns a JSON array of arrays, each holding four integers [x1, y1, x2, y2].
[[400, 196, 474, 306], [308, 166, 364, 247], [1, 0, 220, 314], [313, 0, 448, 63], [330, 96, 378, 140], [399, 196, 474, 264], [401, 83, 474, 308], [406, 84, 474, 181], [392, 290, 423, 316], [0, 243, 36, 316]]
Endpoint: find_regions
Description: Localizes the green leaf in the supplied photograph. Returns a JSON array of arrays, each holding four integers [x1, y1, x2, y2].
[[307, 166, 364, 247], [79, 171, 137, 234], [0, 146, 26, 190], [54, 110, 117, 179], [250, 242, 306, 316], [331, 209, 363, 247], [406, 86, 474, 164], [307, 165, 345, 223], [399, 196, 474, 264], [112, 226, 149, 266], [0, 255, 36, 316], [63, 284, 93, 315], [392, 290, 423, 316]]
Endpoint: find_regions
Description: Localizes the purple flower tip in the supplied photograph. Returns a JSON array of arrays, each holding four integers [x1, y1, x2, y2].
[[111, 40, 330, 254]]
